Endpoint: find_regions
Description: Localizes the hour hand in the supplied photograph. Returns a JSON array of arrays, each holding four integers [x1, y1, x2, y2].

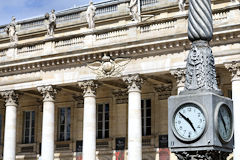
[[219, 112, 227, 132], [179, 112, 196, 132]]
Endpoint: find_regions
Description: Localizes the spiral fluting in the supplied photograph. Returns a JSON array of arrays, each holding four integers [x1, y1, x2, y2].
[[188, 0, 213, 42]]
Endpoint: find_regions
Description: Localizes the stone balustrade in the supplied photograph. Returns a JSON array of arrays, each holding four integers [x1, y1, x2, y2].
[[55, 37, 84, 48], [56, 13, 81, 23], [139, 20, 176, 33], [18, 44, 44, 54], [96, 29, 127, 41], [96, 4, 118, 15], [20, 20, 44, 30], [141, 0, 158, 6]]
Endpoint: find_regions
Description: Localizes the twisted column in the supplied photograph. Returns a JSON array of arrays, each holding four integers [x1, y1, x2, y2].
[[188, 0, 213, 42], [184, 0, 220, 94]]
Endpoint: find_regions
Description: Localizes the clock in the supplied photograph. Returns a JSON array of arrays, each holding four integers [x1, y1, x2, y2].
[[215, 103, 233, 143], [172, 103, 207, 142]]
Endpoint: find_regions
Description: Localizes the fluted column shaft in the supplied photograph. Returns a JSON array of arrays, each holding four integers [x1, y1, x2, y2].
[[123, 74, 143, 160], [38, 86, 58, 160], [1, 90, 18, 160], [79, 81, 98, 160]]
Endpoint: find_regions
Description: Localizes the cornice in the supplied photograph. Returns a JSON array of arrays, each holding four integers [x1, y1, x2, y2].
[[0, 27, 239, 77]]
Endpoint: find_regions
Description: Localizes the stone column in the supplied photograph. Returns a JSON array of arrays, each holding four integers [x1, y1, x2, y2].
[[37, 85, 58, 160], [123, 74, 143, 160], [78, 81, 98, 160], [1, 90, 18, 160], [170, 68, 185, 94], [225, 62, 240, 159]]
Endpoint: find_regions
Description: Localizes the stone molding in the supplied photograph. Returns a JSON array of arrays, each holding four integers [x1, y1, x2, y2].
[[154, 84, 172, 100], [225, 62, 240, 81], [112, 89, 128, 104], [170, 68, 186, 88], [78, 80, 98, 97], [0, 90, 19, 106], [0, 29, 239, 77], [122, 74, 143, 92], [37, 85, 58, 102]]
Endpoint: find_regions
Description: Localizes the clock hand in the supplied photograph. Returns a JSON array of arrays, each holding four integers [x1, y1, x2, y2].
[[179, 112, 196, 132], [219, 112, 227, 132]]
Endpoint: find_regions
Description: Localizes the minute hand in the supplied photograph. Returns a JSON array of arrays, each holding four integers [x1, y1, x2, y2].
[[179, 112, 196, 132]]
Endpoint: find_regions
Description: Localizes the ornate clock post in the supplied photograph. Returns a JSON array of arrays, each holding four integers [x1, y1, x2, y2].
[[168, 0, 234, 159]]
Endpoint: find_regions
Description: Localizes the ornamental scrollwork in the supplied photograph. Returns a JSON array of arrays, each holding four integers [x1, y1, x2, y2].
[[0, 90, 19, 106], [185, 41, 219, 93], [175, 151, 230, 160], [37, 85, 58, 102], [170, 68, 185, 88], [78, 80, 98, 97], [225, 62, 240, 81], [122, 74, 143, 92]]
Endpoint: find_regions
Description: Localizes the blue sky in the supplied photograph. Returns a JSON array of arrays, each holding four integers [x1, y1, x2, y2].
[[0, 0, 105, 25]]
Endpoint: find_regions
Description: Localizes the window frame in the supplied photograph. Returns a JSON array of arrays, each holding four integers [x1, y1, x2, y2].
[[141, 98, 152, 136], [96, 102, 110, 139], [23, 110, 35, 144], [57, 107, 71, 141]]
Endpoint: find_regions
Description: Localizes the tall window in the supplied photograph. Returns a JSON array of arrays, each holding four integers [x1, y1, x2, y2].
[[58, 107, 71, 141], [97, 103, 109, 139], [141, 99, 151, 136], [23, 111, 35, 144]]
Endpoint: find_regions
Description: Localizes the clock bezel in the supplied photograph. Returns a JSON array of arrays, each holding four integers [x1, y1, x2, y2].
[[214, 102, 233, 144], [172, 101, 208, 143]]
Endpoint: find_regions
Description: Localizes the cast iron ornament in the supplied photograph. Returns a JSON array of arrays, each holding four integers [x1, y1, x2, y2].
[[175, 151, 230, 160]]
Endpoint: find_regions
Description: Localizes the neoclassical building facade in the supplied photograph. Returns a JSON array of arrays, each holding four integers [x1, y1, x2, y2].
[[0, 0, 239, 159]]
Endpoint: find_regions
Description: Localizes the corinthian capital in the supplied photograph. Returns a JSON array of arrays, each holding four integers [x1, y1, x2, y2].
[[0, 90, 19, 106], [37, 85, 58, 102], [170, 68, 185, 88], [122, 74, 143, 92], [78, 80, 98, 97], [225, 62, 240, 81]]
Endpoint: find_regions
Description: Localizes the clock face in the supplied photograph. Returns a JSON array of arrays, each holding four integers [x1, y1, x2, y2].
[[217, 104, 233, 143], [173, 103, 206, 142]]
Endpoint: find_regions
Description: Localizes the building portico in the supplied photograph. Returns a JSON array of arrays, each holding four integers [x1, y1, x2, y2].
[[0, 0, 238, 159]]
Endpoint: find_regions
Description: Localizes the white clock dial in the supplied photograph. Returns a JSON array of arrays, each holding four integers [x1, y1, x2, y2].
[[217, 104, 233, 143], [173, 103, 206, 142]]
